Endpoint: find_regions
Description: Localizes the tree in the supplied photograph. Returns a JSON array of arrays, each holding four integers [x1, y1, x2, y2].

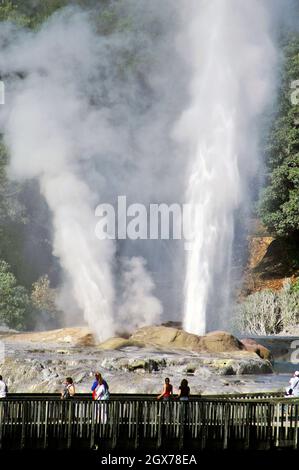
[[0, 259, 30, 329], [31, 275, 61, 329], [0, 142, 25, 227], [259, 153, 299, 236], [0, 0, 30, 26], [258, 36, 299, 238]]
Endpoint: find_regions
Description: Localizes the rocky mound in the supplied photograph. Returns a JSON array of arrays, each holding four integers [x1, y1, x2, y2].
[[4, 327, 95, 346], [3, 326, 272, 361], [127, 327, 245, 353]]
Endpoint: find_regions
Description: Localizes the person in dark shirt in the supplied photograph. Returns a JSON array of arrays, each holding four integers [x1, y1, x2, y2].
[[178, 379, 190, 401]]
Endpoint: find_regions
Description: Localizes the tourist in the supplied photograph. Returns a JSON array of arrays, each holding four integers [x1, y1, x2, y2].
[[91, 372, 109, 400], [92, 373, 110, 401], [177, 378, 190, 401], [0, 375, 7, 398], [157, 377, 173, 400], [61, 377, 75, 399], [92, 373, 109, 424], [285, 371, 299, 397]]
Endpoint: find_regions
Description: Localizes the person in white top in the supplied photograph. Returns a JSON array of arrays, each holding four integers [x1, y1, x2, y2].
[[0, 375, 7, 398], [285, 371, 299, 397]]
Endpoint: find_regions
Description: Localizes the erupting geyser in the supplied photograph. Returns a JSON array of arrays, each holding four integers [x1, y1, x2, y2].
[[177, 0, 277, 335]]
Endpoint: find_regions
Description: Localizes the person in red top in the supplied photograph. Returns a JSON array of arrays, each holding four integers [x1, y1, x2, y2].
[[157, 377, 173, 400]]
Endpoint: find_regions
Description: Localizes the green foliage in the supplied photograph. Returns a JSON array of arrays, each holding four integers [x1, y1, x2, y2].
[[291, 278, 299, 293], [0, 260, 30, 329], [25, 0, 69, 29], [0, 0, 30, 26], [259, 153, 299, 236], [95, 7, 133, 36], [259, 36, 299, 237], [0, 140, 27, 280], [0, 0, 70, 29], [0, 142, 25, 226]]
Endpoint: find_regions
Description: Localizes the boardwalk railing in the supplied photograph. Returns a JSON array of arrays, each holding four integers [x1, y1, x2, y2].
[[0, 394, 298, 451]]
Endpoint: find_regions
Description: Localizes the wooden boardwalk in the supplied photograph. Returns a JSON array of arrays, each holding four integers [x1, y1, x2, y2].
[[0, 393, 299, 451]]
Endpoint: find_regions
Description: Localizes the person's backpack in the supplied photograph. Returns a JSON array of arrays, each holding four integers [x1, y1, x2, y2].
[[102, 386, 110, 400], [63, 386, 70, 399]]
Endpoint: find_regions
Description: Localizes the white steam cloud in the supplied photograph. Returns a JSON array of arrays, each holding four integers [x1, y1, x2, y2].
[[0, 6, 174, 340], [0, 11, 118, 340], [118, 256, 162, 334]]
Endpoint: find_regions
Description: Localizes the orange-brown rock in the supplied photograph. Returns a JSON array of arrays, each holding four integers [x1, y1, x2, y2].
[[201, 330, 245, 353], [129, 327, 245, 353], [241, 338, 272, 361], [4, 327, 95, 346]]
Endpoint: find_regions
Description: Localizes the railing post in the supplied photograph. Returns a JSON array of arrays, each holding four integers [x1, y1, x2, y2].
[[90, 401, 95, 449], [157, 401, 163, 448], [67, 400, 74, 449], [294, 404, 298, 450], [43, 401, 49, 449], [0, 400, 4, 449], [179, 401, 187, 450], [20, 401, 28, 449], [200, 401, 206, 450], [134, 401, 140, 449], [111, 401, 118, 449], [244, 402, 251, 450], [223, 403, 229, 450], [266, 402, 274, 450]]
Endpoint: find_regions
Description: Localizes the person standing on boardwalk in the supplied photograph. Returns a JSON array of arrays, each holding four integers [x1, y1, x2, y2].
[[157, 377, 173, 400], [177, 379, 190, 401], [285, 371, 299, 397], [91, 372, 109, 400], [92, 372, 110, 424], [92, 373, 109, 401], [61, 377, 75, 399], [0, 375, 7, 398]]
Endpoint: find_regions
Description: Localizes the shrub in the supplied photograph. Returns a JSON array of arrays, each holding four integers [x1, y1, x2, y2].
[[0, 260, 30, 329], [235, 279, 299, 335], [30, 275, 61, 329]]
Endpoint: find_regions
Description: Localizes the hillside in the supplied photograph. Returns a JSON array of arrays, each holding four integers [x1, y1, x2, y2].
[[242, 221, 299, 295]]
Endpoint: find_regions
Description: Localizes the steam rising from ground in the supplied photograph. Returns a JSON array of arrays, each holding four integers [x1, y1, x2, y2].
[[0, 11, 119, 339], [0, 5, 181, 340], [118, 257, 162, 334]]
